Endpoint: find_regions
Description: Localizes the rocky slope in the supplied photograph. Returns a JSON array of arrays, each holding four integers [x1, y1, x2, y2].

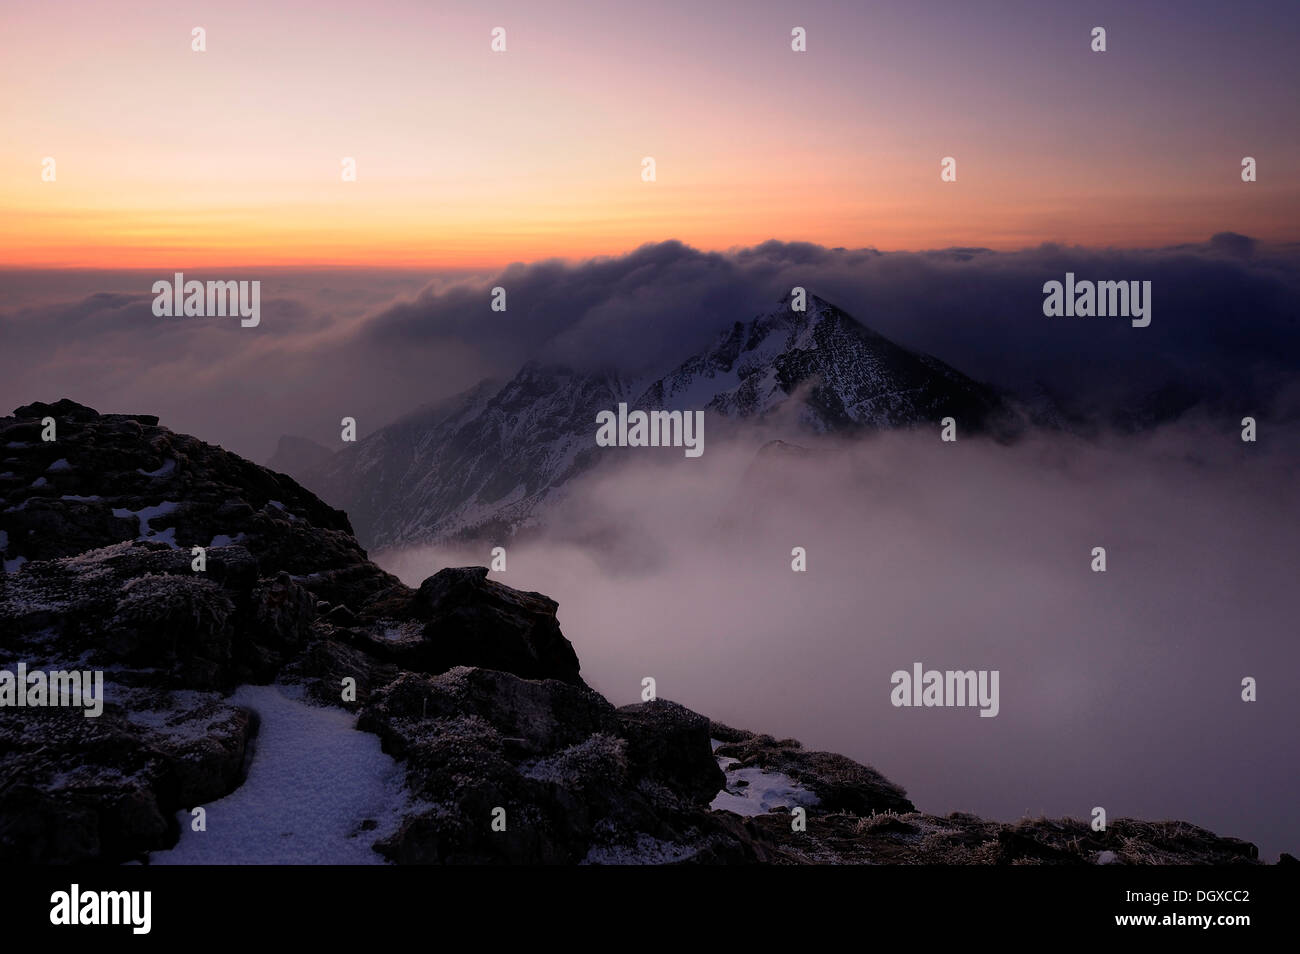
[[0, 400, 1265, 865], [298, 293, 1023, 550]]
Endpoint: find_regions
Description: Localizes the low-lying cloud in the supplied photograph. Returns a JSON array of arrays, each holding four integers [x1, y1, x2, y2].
[[377, 419, 1300, 861]]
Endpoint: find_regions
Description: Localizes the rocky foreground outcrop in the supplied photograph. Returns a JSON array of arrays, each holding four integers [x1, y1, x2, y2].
[[0, 401, 1267, 864]]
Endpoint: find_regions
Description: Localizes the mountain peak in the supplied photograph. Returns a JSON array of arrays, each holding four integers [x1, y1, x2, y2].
[[298, 295, 1014, 548]]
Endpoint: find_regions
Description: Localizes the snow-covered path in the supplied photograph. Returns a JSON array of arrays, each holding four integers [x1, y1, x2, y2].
[[150, 684, 411, 865]]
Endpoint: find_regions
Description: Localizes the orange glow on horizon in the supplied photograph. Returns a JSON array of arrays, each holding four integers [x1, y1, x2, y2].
[[2, 1, 1296, 269], [6, 175, 1298, 269]]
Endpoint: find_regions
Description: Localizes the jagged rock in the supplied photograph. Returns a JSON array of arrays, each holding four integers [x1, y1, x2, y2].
[[326, 604, 357, 626], [297, 636, 400, 710], [13, 399, 109, 424], [107, 573, 237, 687], [738, 810, 1263, 866], [246, 572, 316, 658], [402, 567, 583, 684], [1, 542, 314, 690]]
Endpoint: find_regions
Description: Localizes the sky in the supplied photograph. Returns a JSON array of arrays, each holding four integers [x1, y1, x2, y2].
[[2, 0, 1298, 267]]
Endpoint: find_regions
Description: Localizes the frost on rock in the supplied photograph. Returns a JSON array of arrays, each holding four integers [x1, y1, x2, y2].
[[522, 733, 628, 788]]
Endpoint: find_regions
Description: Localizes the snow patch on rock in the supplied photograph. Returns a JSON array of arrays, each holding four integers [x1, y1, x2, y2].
[[708, 738, 821, 817]]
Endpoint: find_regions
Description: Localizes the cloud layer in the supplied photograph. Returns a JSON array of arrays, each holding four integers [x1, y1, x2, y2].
[[2, 236, 1298, 461], [378, 418, 1300, 860]]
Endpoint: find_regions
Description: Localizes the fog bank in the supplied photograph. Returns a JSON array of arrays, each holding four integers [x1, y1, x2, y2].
[[377, 421, 1300, 860]]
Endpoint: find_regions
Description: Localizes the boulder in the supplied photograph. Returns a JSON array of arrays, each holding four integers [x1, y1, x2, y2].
[[616, 700, 725, 804], [400, 567, 583, 684]]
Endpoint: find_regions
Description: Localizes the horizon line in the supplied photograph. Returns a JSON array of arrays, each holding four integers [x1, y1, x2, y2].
[[1, 233, 1294, 273]]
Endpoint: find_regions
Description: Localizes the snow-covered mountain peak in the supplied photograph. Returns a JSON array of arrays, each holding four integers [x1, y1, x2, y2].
[[297, 294, 1014, 547]]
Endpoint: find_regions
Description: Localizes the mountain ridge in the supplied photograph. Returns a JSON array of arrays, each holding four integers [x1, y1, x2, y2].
[[300, 293, 1019, 549]]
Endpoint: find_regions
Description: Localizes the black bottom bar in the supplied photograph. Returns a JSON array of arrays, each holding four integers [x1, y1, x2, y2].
[[10, 864, 1292, 941]]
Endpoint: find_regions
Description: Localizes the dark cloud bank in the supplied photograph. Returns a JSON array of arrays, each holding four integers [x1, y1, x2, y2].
[[2, 234, 1298, 460], [1, 238, 1296, 858]]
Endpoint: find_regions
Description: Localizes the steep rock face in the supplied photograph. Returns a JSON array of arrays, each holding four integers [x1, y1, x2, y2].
[[406, 567, 582, 685], [296, 294, 1018, 549]]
